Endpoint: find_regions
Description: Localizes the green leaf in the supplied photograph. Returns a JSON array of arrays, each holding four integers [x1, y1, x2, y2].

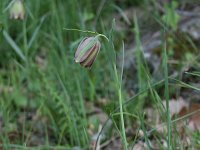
[[3, 30, 26, 61], [162, 1, 180, 30], [27, 15, 46, 49]]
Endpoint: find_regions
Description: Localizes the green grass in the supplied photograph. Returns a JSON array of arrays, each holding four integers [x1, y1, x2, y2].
[[1, 0, 200, 150]]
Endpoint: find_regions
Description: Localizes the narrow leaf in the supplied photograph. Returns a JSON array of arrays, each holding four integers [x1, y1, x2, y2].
[[3, 30, 26, 61], [28, 15, 46, 49]]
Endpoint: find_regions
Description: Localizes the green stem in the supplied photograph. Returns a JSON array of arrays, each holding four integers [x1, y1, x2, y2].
[[164, 37, 171, 150], [119, 87, 128, 150], [96, 34, 109, 42], [63, 28, 109, 41], [63, 28, 98, 34], [113, 65, 128, 150]]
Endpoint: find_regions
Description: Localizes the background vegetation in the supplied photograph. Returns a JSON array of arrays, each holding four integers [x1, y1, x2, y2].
[[0, 0, 200, 149]]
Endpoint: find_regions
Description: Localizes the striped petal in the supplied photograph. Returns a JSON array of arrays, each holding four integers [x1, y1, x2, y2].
[[80, 42, 100, 68], [74, 36, 101, 68]]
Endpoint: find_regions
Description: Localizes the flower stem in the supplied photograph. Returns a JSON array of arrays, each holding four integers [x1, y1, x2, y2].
[[63, 28, 109, 42], [113, 63, 128, 150]]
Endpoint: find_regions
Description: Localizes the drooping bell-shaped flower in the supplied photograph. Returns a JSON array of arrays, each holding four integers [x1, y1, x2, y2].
[[9, 0, 25, 20], [74, 36, 101, 68]]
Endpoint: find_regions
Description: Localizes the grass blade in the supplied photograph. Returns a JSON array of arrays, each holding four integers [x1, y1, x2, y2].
[[27, 15, 46, 49], [162, 29, 171, 150], [3, 30, 26, 62]]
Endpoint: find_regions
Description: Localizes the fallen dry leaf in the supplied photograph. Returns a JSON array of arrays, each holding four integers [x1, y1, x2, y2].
[[163, 97, 189, 117], [188, 103, 200, 131], [132, 141, 148, 150], [153, 97, 200, 143]]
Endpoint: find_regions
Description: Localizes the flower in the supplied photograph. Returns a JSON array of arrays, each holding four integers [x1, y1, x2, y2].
[[74, 36, 101, 68], [9, 0, 25, 20]]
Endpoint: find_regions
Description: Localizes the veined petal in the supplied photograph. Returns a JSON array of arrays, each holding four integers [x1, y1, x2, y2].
[[74, 37, 99, 63], [80, 44, 99, 68], [74, 37, 88, 60], [9, 0, 25, 20]]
